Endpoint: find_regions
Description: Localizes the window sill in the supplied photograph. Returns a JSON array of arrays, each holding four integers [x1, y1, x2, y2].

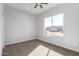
[[44, 32, 64, 37]]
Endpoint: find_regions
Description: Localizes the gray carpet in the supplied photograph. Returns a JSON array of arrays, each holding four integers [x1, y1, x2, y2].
[[3, 39, 79, 56]]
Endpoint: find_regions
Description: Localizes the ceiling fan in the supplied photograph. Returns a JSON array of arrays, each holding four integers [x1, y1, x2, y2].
[[34, 3, 48, 8]]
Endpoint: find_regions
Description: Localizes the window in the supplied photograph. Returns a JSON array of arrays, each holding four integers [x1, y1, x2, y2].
[[44, 13, 64, 36], [44, 16, 52, 28]]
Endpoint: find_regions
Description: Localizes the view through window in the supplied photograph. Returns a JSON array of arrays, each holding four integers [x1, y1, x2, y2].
[[44, 13, 64, 36]]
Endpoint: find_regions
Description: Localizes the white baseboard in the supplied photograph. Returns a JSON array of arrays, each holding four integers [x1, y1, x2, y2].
[[37, 38, 79, 53], [4, 37, 79, 53], [5, 38, 36, 45]]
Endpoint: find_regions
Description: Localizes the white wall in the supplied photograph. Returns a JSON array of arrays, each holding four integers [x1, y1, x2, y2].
[[4, 5, 36, 45], [37, 4, 79, 52], [4, 3, 79, 52], [0, 3, 4, 56]]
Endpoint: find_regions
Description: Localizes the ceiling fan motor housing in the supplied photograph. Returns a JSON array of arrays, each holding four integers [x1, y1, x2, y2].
[[34, 3, 48, 8]]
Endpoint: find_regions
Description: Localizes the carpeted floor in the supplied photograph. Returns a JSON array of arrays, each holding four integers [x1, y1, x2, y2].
[[2, 39, 79, 56]]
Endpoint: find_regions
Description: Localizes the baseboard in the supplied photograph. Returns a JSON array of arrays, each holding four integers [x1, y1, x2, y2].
[[37, 38, 79, 53], [5, 38, 37, 45], [4, 37, 79, 53]]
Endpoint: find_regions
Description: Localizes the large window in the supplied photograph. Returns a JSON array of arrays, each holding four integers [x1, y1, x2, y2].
[[44, 13, 64, 36]]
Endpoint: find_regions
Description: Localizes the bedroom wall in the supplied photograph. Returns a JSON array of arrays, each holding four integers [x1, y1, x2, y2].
[[4, 3, 79, 52], [4, 5, 37, 45], [0, 3, 4, 56], [37, 3, 79, 52]]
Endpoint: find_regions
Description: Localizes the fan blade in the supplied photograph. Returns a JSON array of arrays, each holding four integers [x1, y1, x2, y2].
[[34, 4, 38, 8], [40, 5, 43, 8], [41, 3, 48, 4]]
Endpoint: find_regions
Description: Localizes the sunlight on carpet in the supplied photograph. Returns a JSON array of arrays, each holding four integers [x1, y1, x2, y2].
[[28, 44, 63, 56], [48, 50, 63, 56]]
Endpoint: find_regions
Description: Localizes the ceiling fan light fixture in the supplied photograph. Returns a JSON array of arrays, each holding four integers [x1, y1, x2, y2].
[[34, 3, 48, 9]]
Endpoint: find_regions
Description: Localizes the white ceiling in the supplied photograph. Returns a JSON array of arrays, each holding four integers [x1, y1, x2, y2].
[[5, 3, 60, 15]]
